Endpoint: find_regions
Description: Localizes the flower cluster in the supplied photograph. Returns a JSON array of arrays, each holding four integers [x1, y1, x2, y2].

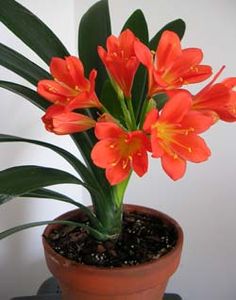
[[38, 30, 236, 185]]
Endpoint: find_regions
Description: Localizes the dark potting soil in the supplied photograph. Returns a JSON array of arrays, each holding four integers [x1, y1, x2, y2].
[[45, 211, 178, 268]]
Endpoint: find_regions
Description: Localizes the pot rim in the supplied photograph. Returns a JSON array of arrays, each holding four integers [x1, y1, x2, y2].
[[42, 204, 184, 273]]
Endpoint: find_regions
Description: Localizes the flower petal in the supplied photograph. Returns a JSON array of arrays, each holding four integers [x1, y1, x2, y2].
[[94, 122, 124, 140], [42, 106, 95, 135], [156, 30, 182, 71], [160, 90, 192, 123], [132, 150, 148, 176], [91, 139, 120, 168], [143, 108, 159, 133], [65, 56, 89, 90], [181, 111, 213, 133], [161, 154, 186, 181], [171, 133, 211, 162], [151, 130, 164, 158], [37, 80, 74, 104], [134, 40, 153, 68], [106, 161, 131, 185], [50, 57, 75, 87]]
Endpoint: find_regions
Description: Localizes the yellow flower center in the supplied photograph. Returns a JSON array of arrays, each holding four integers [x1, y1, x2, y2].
[[153, 122, 194, 157]]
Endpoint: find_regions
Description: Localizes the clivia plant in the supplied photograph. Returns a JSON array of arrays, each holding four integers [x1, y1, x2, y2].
[[0, 0, 236, 259]]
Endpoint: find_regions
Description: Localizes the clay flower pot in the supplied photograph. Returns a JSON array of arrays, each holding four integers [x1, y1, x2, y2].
[[42, 204, 184, 300]]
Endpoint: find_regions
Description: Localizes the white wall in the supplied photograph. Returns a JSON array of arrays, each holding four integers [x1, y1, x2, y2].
[[0, 0, 236, 299]]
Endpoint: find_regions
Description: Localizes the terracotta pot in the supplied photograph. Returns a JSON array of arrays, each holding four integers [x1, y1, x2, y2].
[[42, 204, 184, 300]]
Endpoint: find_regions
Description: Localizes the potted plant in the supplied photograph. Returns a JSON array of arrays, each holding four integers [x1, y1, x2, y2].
[[0, 0, 235, 299]]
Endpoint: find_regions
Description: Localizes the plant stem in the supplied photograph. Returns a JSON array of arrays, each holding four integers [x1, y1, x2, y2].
[[126, 97, 137, 130], [139, 98, 149, 129], [118, 90, 133, 130]]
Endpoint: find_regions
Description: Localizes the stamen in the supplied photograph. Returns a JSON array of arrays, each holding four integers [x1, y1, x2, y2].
[[48, 86, 56, 92], [185, 127, 194, 135], [190, 66, 199, 72], [122, 160, 129, 169], [173, 153, 178, 159]]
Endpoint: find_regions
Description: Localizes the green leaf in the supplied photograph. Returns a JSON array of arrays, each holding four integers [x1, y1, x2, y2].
[[153, 93, 169, 110], [0, 83, 110, 207], [149, 19, 186, 50], [100, 80, 124, 122], [122, 9, 149, 44], [78, 0, 111, 97], [121, 10, 149, 121], [22, 188, 104, 231], [0, 220, 109, 241], [0, 134, 98, 189], [24, 188, 86, 207], [0, 81, 50, 110], [132, 65, 147, 122], [0, 43, 51, 86], [77, 0, 113, 197], [0, 165, 90, 204], [0, 0, 69, 65]]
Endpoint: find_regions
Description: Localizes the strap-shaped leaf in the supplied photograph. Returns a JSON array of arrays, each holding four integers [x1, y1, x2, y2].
[[0, 220, 108, 241], [78, 0, 111, 97], [0, 81, 50, 110], [0, 82, 109, 201], [22, 188, 104, 231], [122, 9, 149, 44], [100, 80, 124, 122], [121, 10, 149, 121], [0, 43, 51, 86], [77, 0, 112, 191], [153, 93, 169, 110], [149, 19, 186, 50], [0, 134, 98, 189], [0, 165, 93, 203], [0, 0, 69, 65]]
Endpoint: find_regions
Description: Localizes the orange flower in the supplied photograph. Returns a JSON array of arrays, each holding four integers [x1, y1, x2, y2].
[[42, 105, 95, 135], [98, 29, 140, 98], [143, 91, 212, 180], [37, 56, 101, 109], [192, 68, 236, 122], [91, 122, 150, 185], [134, 30, 212, 97]]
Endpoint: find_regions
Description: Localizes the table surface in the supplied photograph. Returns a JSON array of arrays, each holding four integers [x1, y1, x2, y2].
[[11, 277, 182, 300]]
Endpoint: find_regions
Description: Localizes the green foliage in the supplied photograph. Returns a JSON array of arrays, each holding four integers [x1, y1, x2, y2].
[[0, 81, 50, 110], [153, 93, 169, 110], [78, 0, 111, 97], [122, 9, 149, 44], [0, 0, 69, 64], [0, 220, 109, 240], [149, 19, 186, 50], [0, 165, 94, 204], [0, 43, 51, 86], [122, 10, 149, 122], [0, 134, 98, 189], [100, 80, 124, 122]]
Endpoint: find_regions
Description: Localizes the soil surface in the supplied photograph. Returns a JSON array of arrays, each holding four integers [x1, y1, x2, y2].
[[45, 211, 178, 268]]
